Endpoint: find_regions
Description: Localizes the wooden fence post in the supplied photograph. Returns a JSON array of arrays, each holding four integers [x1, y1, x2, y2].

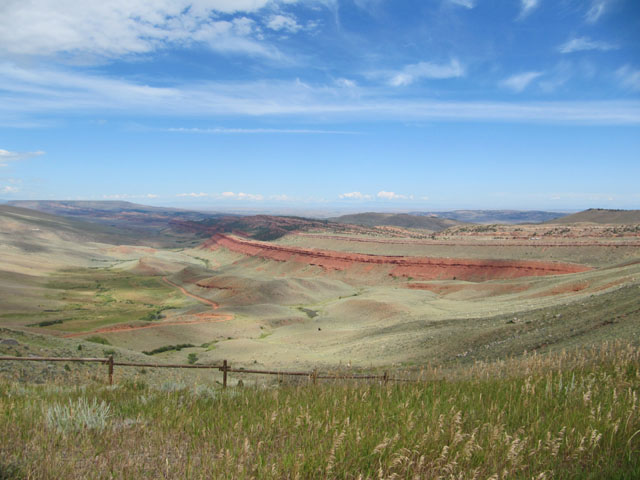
[[222, 359, 228, 389], [313, 369, 318, 385], [383, 371, 389, 385], [108, 355, 114, 385]]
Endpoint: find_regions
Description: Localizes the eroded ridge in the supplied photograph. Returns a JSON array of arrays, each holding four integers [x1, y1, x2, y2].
[[201, 234, 592, 281]]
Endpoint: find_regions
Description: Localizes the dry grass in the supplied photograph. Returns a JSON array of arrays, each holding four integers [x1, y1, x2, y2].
[[1, 341, 638, 479]]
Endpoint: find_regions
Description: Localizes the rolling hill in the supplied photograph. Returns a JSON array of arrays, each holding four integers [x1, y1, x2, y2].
[[548, 208, 640, 224], [330, 212, 460, 231], [411, 210, 565, 224]]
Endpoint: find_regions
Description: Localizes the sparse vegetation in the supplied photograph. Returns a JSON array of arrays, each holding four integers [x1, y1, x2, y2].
[[297, 307, 318, 318]]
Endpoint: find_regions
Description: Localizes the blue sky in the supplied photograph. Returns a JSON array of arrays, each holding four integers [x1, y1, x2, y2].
[[0, 0, 639, 212]]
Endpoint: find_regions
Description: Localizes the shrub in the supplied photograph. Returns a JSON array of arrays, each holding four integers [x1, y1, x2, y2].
[[86, 336, 110, 345], [27, 319, 64, 327], [143, 344, 194, 355]]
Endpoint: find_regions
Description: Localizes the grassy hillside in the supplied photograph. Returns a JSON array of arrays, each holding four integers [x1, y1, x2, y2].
[[7, 200, 203, 215], [0, 205, 145, 245], [0, 341, 638, 479], [331, 212, 459, 231], [6, 201, 215, 246], [549, 208, 640, 224]]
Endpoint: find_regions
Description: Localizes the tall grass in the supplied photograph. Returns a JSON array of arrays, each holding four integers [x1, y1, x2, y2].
[[0, 341, 638, 479]]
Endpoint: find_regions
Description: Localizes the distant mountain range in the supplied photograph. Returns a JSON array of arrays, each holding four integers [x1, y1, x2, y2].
[[410, 210, 566, 224]]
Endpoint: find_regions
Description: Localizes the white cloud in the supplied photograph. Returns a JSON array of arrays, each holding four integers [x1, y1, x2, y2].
[[339, 191, 372, 200], [177, 192, 210, 197], [0, 0, 286, 59], [266, 14, 302, 33], [500, 71, 543, 92], [616, 65, 640, 92], [448, 0, 475, 8], [389, 59, 464, 87], [558, 37, 617, 54], [518, 0, 540, 19], [0, 148, 45, 167], [1, 185, 19, 194], [219, 191, 264, 200], [377, 191, 407, 200]]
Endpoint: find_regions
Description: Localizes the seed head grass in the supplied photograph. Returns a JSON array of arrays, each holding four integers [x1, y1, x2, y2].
[[0, 341, 638, 479]]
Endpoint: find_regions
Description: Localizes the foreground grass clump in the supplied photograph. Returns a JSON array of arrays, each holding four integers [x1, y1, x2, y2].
[[45, 397, 111, 434], [0, 342, 638, 479]]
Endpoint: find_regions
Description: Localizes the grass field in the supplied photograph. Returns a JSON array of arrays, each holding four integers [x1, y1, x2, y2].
[[0, 341, 638, 479], [0, 269, 188, 334]]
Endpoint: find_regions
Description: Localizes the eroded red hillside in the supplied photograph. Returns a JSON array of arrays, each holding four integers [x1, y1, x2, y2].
[[201, 234, 591, 281]]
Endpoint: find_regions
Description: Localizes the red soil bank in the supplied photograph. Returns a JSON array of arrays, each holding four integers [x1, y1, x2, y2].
[[202, 234, 592, 281]]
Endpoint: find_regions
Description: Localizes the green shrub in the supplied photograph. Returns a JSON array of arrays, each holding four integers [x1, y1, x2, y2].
[[143, 344, 194, 356], [27, 319, 64, 327]]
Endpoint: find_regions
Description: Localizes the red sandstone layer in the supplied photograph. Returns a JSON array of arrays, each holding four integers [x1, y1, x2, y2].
[[201, 234, 592, 281]]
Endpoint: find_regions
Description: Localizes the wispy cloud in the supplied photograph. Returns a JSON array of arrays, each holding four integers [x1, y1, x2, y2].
[[177, 192, 210, 197], [615, 65, 640, 92], [335, 78, 357, 88], [558, 37, 617, 54], [102, 193, 158, 200], [585, 1, 610, 23], [0, 148, 45, 167], [389, 59, 464, 87], [500, 71, 543, 92], [448, 0, 475, 8], [165, 127, 359, 134], [339, 191, 372, 200], [518, 0, 540, 19], [269, 194, 291, 201], [1, 64, 639, 125]]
